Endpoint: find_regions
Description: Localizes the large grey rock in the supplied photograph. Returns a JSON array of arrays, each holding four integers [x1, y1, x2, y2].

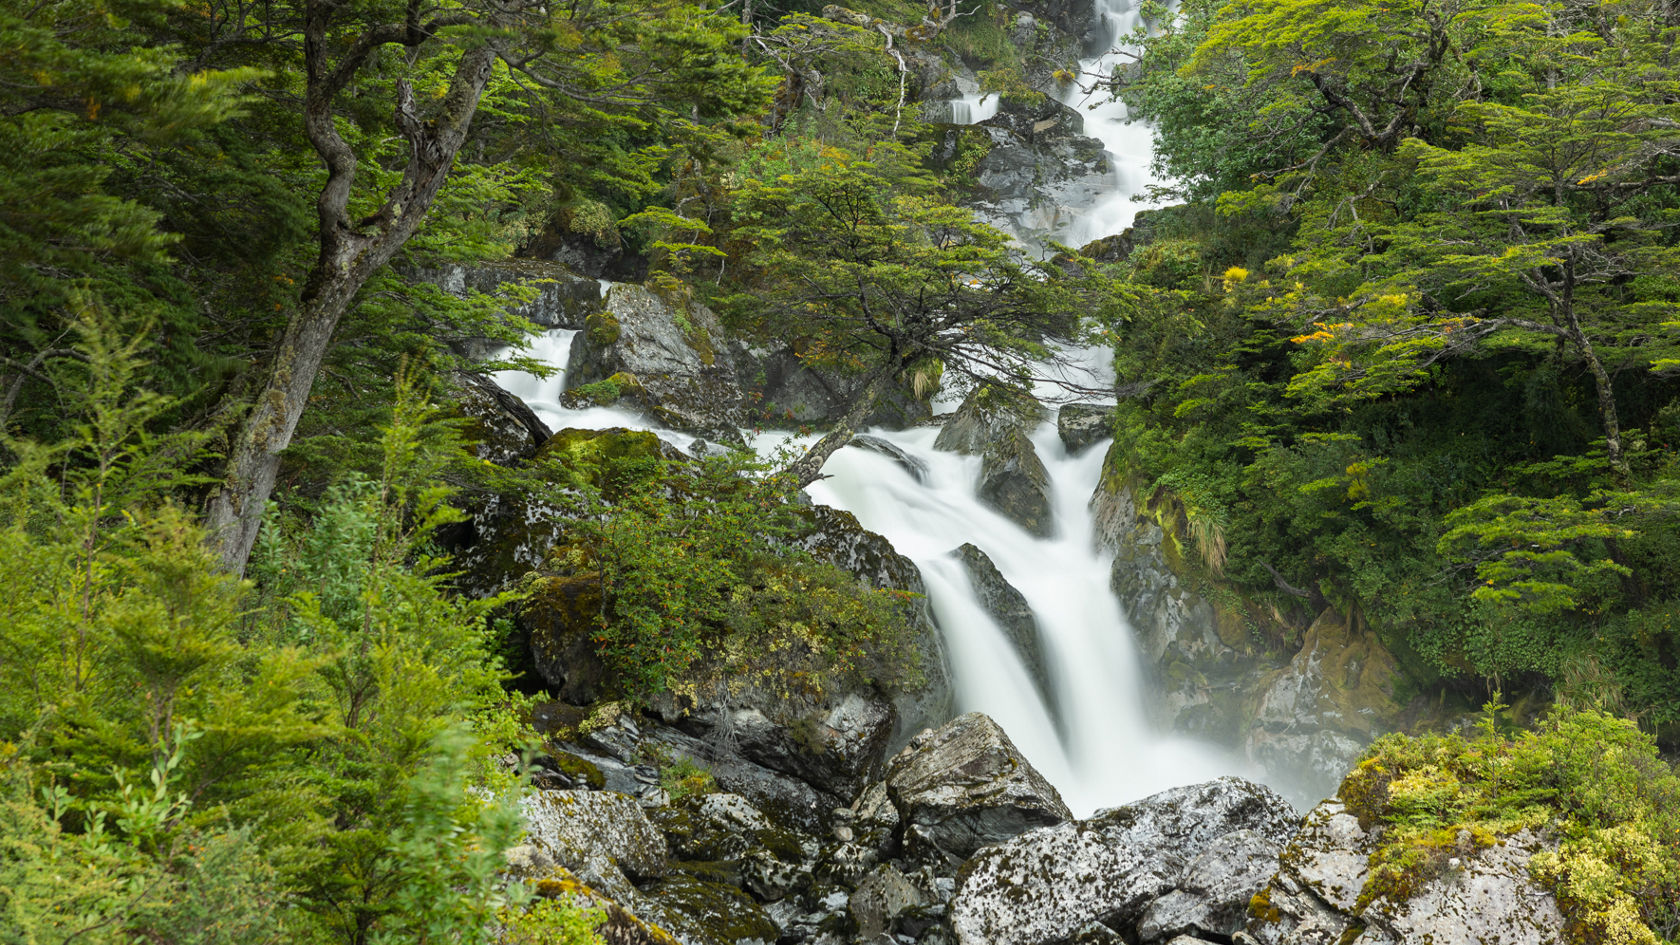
[[569, 282, 746, 436], [734, 342, 930, 429], [672, 692, 896, 805], [850, 864, 926, 939], [934, 384, 1044, 455], [1137, 828, 1285, 942], [637, 871, 779, 945], [448, 371, 552, 466], [1057, 403, 1111, 454], [928, 98, 1108, 250], [949, 777, 1295, 945], [952, 543, 1051, 701], [885, 712, 1071, 867], [1353, 830, 1565, 945], [521, 790, 668, 901], [936, 386, 1054, 537], [979, 429, 1054, 537], [1246, 805, 1566, 945]]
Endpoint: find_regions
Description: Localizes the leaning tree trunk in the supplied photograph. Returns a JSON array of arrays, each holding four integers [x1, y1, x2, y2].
[[1558, 255, 1630, 484], [206, 31, 502, 575], [781, 367, 897, 489]]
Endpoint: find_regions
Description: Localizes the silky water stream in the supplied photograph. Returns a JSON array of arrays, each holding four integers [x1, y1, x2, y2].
[[490, 0, 1265, 816]]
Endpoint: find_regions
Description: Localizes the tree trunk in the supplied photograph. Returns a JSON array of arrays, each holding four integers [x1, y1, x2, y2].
[[782, 368, 895, 489], [206, 35, 502, 574], [1559, 253, 1630, 483]]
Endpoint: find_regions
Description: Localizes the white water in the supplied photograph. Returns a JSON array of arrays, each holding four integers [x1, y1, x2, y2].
[[1055, 0, 1173, 246], [947, 90, 1001, 125]]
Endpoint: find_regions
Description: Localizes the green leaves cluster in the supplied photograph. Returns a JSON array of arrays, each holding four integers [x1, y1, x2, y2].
[[1340, 704, 1680, 943], [537, 446, 922, 704], [0, 333, 585, 943], [1105, 0, 1680, 723]]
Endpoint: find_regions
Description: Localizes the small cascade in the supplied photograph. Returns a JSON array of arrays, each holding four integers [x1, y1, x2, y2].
[[946, 90, 1001, 125], [1055, 0, 1172, 246], [778, 413, 1245, 816]]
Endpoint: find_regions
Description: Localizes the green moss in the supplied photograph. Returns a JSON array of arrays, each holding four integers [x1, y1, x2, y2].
[[550, 751, 606, 791], [1248, 885, 1281, 923], [1338, 705, 1680, 942], [585, 309, 621, 346]]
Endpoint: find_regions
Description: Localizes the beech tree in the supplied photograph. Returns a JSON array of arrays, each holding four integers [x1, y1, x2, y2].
[[725, 151, 1103, 485]]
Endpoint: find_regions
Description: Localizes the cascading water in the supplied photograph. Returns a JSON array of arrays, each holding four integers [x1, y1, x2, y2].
[[489, 0, 1267, 816], [946, 90, 1001, 125], [1056, 0, 1173, 246]]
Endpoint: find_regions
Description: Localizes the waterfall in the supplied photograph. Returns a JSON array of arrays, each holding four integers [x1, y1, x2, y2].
[[1056, 0, 1172, 246], [489, 0, 1264, 816]]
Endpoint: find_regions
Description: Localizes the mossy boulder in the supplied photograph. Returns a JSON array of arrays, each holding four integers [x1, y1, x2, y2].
[[521, 790, 670, 903], [445, 371, 552, 466], [1056, 402, 1112, 454], [937, 384, 1055, 537], [885, 712, 1072, 868], [636, 871, 779, 945], [568, 282, 746, 436], [949, 777, 1295, 945]]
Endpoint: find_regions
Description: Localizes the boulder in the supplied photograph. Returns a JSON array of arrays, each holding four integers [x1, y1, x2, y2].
[[569, 282, 746, 436], [735, 342, 931, 430], [952, 543, 1051, 701], [1353, 830, 1565, 944], [1057, 403, 1111, 454], [933, 384, 1044, 455], [979, 428, 1054, 537], [1136, 828, 1286, 942], [949, 777, 1296, 945], [927, 99, 1107, 250], [521, 790, 669, 902], [850, 864, 926, 939], [936, 386, 1054, 537], [671, 692, 896, 805], [1245, 805, 1567, 945], [447, 371, 552, 466], [849, 433, 929, 483], [636, 871, 780, 945], [884, 712, 1071, 867]]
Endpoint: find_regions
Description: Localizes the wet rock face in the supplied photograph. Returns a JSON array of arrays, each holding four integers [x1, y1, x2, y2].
[[1057, 403, 1112, 454], [948, 777, 1297, 945], [1092, 473, 1278, 746], [884, 712, 1073, 868], [937, 386, 1055, 537], [952, 543, 1050, 702], [1243, 610, 1401, 795], [569, 282, 746, 437]]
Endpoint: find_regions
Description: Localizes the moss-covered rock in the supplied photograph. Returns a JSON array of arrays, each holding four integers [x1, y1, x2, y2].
[[636, 871, 779, 945]]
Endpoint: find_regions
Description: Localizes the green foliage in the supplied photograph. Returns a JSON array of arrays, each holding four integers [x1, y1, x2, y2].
[[519, 441, 921, 704], [1107, 0, 1680, 726], [659, 757, 718, 801], [1342, 705, 1680, 943]]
